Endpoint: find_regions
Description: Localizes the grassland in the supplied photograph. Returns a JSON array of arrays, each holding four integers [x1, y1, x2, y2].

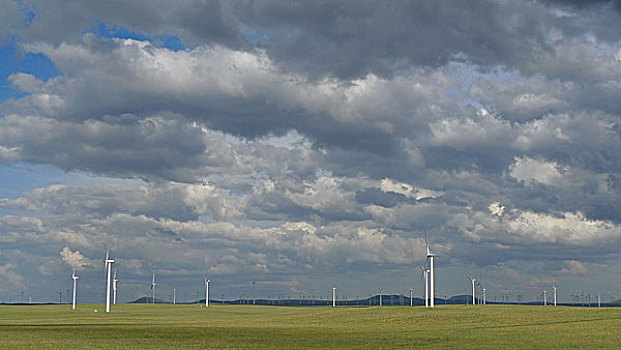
[[1, 304, 620, 349]]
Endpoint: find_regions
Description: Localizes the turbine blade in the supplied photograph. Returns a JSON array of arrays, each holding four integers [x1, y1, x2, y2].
[[103, 249, 109, 278]]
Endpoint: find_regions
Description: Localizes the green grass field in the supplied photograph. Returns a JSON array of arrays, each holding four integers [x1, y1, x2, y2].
[[1, 304, 620, 349]]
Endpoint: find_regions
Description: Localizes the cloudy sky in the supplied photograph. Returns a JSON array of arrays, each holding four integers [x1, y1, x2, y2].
[[1, 0, 621, 304]]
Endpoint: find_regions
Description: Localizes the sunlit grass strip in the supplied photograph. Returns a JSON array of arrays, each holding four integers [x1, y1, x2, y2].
[[1, 304, 620, 349]]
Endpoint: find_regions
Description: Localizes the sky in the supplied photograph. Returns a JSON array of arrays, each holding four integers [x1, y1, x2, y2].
[[1, 0, 621, 304]]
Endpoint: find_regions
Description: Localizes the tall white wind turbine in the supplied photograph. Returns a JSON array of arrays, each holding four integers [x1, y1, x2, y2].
[[205, 277, 210, 307], [426, 242, 438, 308], [552, 285, 557, 306], [113, 269, 118, 305], [332, 287, 336, 307], [71, 269, 78, 310], [467, 277, 479, 305], [543, 290, 547, 306], [151, 273, 156, 304], [104, 250, 115, 313], [482, 288, 486, 305]]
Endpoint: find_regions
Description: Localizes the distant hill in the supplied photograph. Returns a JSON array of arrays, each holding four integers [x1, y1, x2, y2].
[[130, 296, 170, 304], [129, 294, 590, 306], [447, 295, 475, 304]]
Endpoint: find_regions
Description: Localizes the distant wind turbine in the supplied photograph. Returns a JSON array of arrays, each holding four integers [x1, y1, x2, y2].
[[71, 269, 78, 310], [104, 250, 115, 313], [467, 277, 479, 305], [113, 269, 118, 305], [552, 285, 558, 306], [151, 273, 156, 304], [205, 277, 210, 307], [419, 265, 429, 307], [426, 239, 438, 308]]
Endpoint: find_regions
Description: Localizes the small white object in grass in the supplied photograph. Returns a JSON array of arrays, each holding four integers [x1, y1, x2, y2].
[[94, 309, 98, 312]]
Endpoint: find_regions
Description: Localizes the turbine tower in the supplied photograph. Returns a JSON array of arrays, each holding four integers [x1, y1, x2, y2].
[[482, 288, 486, 305], [552, 285, 557, 306], [419, 265, 429, 307], [104, 250, 115, 313], [426, 242, 438, 308], [205, 277, 210, 307], [150, 273, 156, 304], [467, 277, 479, 305], [332, 287, 336, 307], [543, 290, 547, 306], [71, 269, 78, 310], [112, 269, 118, 305]]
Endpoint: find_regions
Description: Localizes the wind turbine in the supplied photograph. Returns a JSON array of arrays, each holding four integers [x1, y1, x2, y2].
[[409, 286, 413, 307], [104, 250, 115, 313], [482, 288, 486, 305], [113, 269, 118, 305], [205, 277, 210, 307], [332, 287, 336, 307], [552, 285, 558, 306], [419, 265, 429, 307], [150, 273, 156, 304], [426, 238, 438, 308], [71, 270, 78, 310], [467, 277, 479, 305], [173, 288, 176, 305]]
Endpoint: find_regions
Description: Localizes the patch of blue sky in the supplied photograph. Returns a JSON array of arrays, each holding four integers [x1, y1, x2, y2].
[[87, 22, 187, 51], [246, 29, 268, 42], [17, 0, 36, 25], [1, 162, 81, 199], [0, 162, 141, 218], [0, 161, 144, 200], [0, 38, 58, 103], [443, 61, 521, 109]]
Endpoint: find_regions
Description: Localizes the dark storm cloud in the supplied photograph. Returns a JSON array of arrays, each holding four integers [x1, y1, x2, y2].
[[9, 0, 617, 79], [241, 0, 556, 79], [14, 0, 244, 47], [0, 112, 208, 178], [544, 0, 621, 11]]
